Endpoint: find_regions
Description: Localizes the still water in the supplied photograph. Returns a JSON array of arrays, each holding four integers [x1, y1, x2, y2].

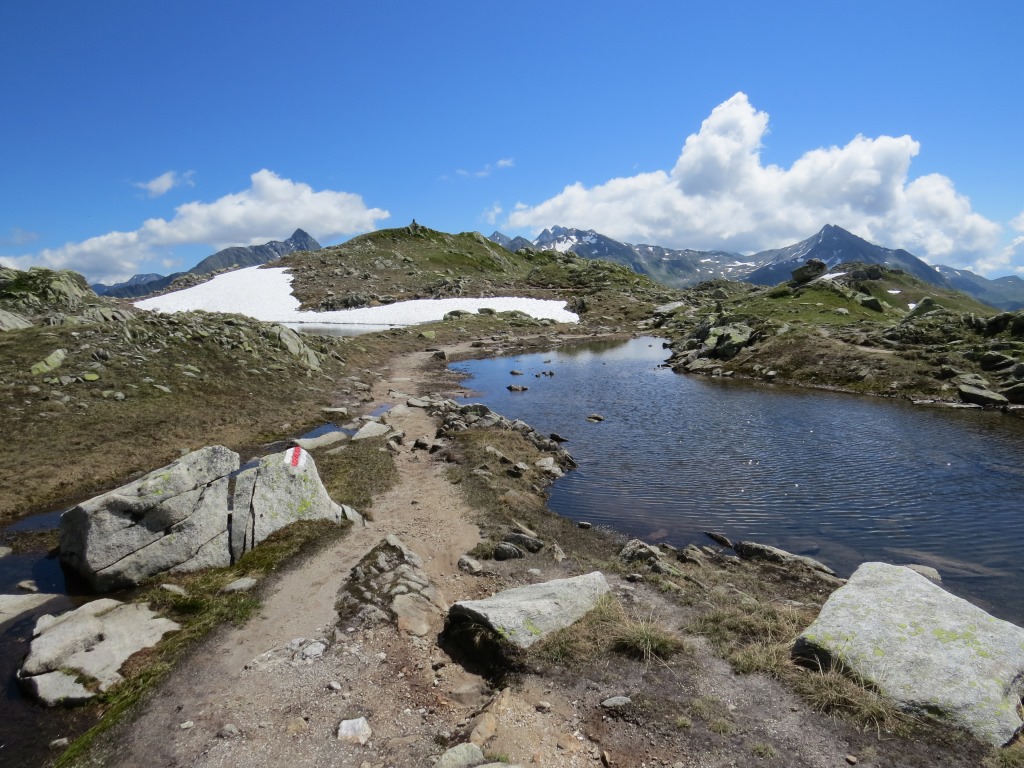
[[452, 337, 1024, 623]]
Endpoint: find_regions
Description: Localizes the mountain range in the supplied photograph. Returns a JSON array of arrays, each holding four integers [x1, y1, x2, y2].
[[489, 225, 1024, 310], [92, 229, 321, 299]]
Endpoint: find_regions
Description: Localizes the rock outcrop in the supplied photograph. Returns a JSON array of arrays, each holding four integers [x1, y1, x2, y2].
[[18, 598, 179, 706], [60, 445, 359, 590], [794, 562, 1024, 746], [447, 572, 610, 649]]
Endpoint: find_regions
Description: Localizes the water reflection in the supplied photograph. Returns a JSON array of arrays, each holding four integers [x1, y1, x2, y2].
[[452, 337, 1024, 623]]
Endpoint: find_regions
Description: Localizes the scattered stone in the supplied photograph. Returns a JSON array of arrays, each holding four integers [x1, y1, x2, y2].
[[845, 756, 858, 766], [792, 259, 827, 283], [457, 555, 483, 575], [49, 737, 70, 749], [493, 542, 524, 561], [957, 384, 1008, 407], [503, 532, 544, 553], [179, 720, 194, 730], [704, 531, 733, 549], [601, 696, 632, 709], [351, 421, 392, 441], [536, 701, 552, 712], [510, 369, 524, 376], [436, 742, 485, 768], [221, 577, 258, 594], [160, 584, 189, 597], [446, 572, 610, 649], [577, 521, 592, 529], [17, 579, 39, 593], [734, 541, 836, 576], [432, 350, 448, 361], [794, 562, 1024, 746], [337, 716, 372, 744], [507, 384, 528, 392], [586, 414, 605, 422], [469, 711, 497, 745], [30, 349, 67, 375], [217, 724, 241, 738]]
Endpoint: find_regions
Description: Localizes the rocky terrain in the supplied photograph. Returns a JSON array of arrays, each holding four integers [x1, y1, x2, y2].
[[3, 224, 1024, 767]]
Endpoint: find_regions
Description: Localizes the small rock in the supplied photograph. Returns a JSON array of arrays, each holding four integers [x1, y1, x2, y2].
[[17, 580, 39, 593], [510, 369, 524, 376], [846, 756, 858, 766], [507, 384, 528, 392], [435, 742, 484, 768], [601, 696, 632, 709], [577, 521, 592, 529], [337, 716, 372, 745], [493, 542, 524, 561], [704, 531, 733, 549], [160, 584, 189, 596], [586, 414, 605, 422], [217, 724, 241, 738], [221, 577, 258, 594], [458, 555, 483, 575], [285, 716, 309, 734], [328, 681, 343, 691], [49, 737, 69, 749], [536, 701, 552, 712], [179, 720, 194, 730]]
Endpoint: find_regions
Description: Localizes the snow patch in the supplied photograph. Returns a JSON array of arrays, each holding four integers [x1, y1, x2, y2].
[[887, 289, 902, 294], [135, 267, 579, 326]]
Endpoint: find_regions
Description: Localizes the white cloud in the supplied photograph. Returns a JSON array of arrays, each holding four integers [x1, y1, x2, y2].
[[0, 227, 40, 247], [135, 170, 196, 198], [483, 202, 503, 226], [508, 93, 1003, 269], [454, 158, 515, 179], [0, 170, 389, 283], [1011, 211, 1024, 232]]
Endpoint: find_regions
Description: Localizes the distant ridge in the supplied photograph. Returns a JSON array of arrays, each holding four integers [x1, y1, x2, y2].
[[489, 223, 1019, 307], [93, 229, 321, 299]]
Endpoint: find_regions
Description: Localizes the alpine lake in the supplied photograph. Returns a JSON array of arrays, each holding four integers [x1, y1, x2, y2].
[[450, 336, 1024, 625]]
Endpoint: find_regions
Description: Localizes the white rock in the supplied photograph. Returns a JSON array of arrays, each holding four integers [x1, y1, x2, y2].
[[336, 716, 372, 744]]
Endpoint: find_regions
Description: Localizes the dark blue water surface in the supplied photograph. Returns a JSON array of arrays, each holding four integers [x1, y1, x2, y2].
[[452, 337, 1024, 623]]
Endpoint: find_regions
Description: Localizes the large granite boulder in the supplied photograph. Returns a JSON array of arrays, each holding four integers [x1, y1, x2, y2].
[[958, 384, 1009, 407], [231, 446, 362, 560], [793, 562, 1024, 746], [791, 259, 827, 284], [447, 572, 610, 649], [60, 446, 240, 590], [19, 598, 179, 706]]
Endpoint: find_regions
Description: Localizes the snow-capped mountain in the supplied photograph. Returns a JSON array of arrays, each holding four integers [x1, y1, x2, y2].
[[489, 224, 1017, 307], [935, 266, 1024, 311], [490, 226, 752, 287], [744, 224, 952, 289]]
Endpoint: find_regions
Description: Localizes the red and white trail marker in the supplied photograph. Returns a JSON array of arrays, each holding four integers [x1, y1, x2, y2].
[[285, 446, 307, 468]]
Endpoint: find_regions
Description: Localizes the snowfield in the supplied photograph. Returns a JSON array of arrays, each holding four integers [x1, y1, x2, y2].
[[135, 266, 579, 327]]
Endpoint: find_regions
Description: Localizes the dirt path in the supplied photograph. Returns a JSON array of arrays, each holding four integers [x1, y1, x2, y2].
[[97, 348, 496, 767]]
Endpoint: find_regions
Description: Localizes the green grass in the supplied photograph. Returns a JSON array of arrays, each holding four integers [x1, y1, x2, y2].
[[313, 437, 399, 512]]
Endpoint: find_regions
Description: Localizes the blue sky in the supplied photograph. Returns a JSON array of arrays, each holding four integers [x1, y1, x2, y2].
[[2, 1, 1022, 284]]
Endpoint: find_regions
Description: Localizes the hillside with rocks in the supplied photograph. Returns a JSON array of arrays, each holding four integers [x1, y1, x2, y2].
[[2, 224, 1024, 768]]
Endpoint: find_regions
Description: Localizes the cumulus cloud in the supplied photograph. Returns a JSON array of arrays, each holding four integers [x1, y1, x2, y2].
[[0, 170, 389, 283], [508, 93, 1003, 270], [483, 202, 503, 226], [134, 170, 195, 198]]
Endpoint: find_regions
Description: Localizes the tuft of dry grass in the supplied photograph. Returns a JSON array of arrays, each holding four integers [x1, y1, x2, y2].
[[531, 595, 685, 667]]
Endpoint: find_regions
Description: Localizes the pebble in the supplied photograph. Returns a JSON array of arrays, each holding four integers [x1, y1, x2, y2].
[[536, 701, 552, 712], [160, 584, 189, 596], [17, 579, 39, 593], [577, 521, 592, 529], [328, 681, 343, 691], [337, 717, 372, 745], [179, 721, 194, 730], [49, 737, 69, 749], [846, 757, 858, 766], [216, 724, 240, 739]]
